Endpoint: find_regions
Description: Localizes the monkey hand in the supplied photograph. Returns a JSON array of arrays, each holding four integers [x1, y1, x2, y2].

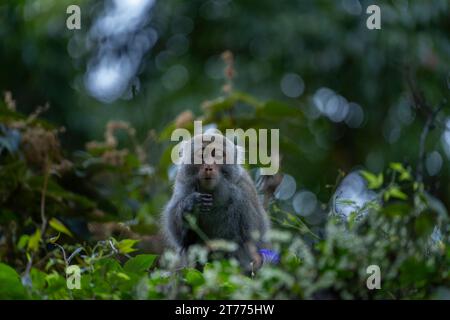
[[184, 192, 213, 214]]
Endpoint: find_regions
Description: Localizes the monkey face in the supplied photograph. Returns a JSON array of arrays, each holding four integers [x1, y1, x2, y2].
[[189, 139, 225, 191], [198, 163, 221, 190]]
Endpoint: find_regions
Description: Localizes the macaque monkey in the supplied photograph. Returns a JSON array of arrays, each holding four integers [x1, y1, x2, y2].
[[162, 133, 271, 272]]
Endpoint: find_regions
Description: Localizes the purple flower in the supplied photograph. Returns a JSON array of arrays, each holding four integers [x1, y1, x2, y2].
[[259, 249, 280, 264]]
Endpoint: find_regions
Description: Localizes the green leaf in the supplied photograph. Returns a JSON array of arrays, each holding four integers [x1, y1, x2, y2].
[[48, 233, 61, 244], [44, 272, 68, 297], [348, 210, 359, 229], [184, 268, 205, 287], [384, 186, 408, 201], [30, 268, 47, 291], [17, 235, 30, 250], [49, 218, 73, 237], [390, 162, 402, 170], [0, 263, 27, 299], [95, 258, 122, 273], [115, 272, 131, 281], [117, 239, 139, 254], [27, 229, 41, 252], [389, 162, 411, 181], [360, 170, 383, 189], [124, 254, 157, 274]]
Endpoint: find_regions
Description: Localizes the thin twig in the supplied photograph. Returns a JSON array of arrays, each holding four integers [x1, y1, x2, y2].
[[53, 243, 68, 266]]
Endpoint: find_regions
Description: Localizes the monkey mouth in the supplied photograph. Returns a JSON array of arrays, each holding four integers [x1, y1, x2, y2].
[[200, 177, 217, 190]]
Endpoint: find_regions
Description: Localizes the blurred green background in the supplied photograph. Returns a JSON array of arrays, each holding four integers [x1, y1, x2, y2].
[[0, 0, 449, 300]]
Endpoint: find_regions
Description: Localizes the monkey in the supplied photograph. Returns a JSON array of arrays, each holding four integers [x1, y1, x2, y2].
[[162, 132, 271, 272]]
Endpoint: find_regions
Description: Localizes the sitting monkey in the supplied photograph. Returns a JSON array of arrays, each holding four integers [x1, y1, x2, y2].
[[162, 132, 271, 272]]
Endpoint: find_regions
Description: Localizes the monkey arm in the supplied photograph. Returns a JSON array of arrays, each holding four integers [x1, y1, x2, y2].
[[223, 174, 272, 273], [235, 173, 271, 245], [164, 191, 194, 247], [163, 188, 212, 248], [227, 192, 266, 271]]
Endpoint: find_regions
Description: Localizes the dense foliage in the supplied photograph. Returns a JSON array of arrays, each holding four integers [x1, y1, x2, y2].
[[0, 0, 449, 300], [0, 84, 449, 299]]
